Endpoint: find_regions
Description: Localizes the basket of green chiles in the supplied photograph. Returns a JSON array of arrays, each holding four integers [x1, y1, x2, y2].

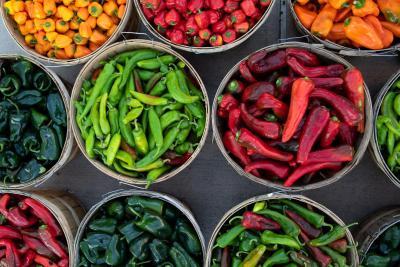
[[71, 39, 209, 187], [0, 55, 73, 189], [371, 71, 400, 189], [206, 194, 359, 266], [74, 190, 205, 266]]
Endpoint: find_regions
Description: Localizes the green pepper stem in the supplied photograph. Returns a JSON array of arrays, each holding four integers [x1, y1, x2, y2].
[[228, 216, 243, 225]]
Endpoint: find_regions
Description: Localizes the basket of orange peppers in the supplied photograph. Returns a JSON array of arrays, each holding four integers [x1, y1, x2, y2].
[[290, 0, 400, 52]]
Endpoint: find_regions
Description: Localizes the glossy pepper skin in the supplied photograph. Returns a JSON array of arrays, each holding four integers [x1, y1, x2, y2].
[[256, 93, 288, 119], [304, 145, 354, 165], [287, 56, 345, 78], [284, 209, 322, 239], [284, 162, 342, 187], [218, 93, 239, 118], [320, 117, 340, 148], [261, 230, 301, 250], [240, 104, 280, 140], [239, 61, 257, 82], [244, 160, 290, 179], [135, 211, 173, 239], [241, 211, 281, 231], [242, 82, 275, 103], [248, 50, 287, 75], [300, 231, 332, 267], [286, 48, 320, 67]]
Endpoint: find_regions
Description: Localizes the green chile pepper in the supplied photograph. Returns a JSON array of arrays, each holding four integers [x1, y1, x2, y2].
[[137, 55, 177, 70], [0, 75, 21, 96], [175, 142, 193, 155], [289, 251, 318, 267], [131, 91, 169, 106], [193, 116, 206, 138], [146, 165, 171, 187], [91, 97, 104, 139], [11, 60, 32, 87], [39, 126, 61, 161], [101, 73, 119, 95], [232, 257, 242, 267], [95, 133, 111, 150], [309, 224, 356, 247], [262, 249, 290, 267], [149, 239, 169, 264], [122, 158, 165, 172], [85, 232, 112, 251], [175, 218, 202, 256], [149, 107, 163, 151], [105, 133, 121, 166], [88, 218, 118, 234], [108, 76, 122, 106], [118, 222, 143, 243], [113, 161, 138, 177], [145, 72, 163, 93], [239, 230, 260, 253], [129, 233, 152, 261], [115, 150, 134, 167], [394, 94, 400, 117], [17, 159, 46, 182], [0, 102, 10, 133], [47, 92, 67, 126], [169, 241, 199, 267], [118, 97, 136, 147], [13, 142, 28, 158], [175, 69, 204, 119], [175, 126, 191, 145], [242, 244, 267, 267], [138, 69, 156, 81], [261, 230, 301, 250], [31, 108, 48, 129], [99, 92, 110, 135], [388, 131, 395, 155], [377, 125, 388, 147], [166, 71, 199, 104], [106, 200, 124, 220], [105, 234, 126, 266], [364, 254, 390, 267], [123, 99, 143, 124], [32, 71, 52, 92], [160, 111, 187, 130], [126, 196, 164, 215], [135, 211, 172, 239], [319, 246, 348, 267], [108, 107, 119, 135], [382, 92, 400, 129], [150, 78, 167, 96], [9, 112, 28, 142], [164, 205, 180, 223], [215, 224, 245, 248], [12, 90, 43, 106]]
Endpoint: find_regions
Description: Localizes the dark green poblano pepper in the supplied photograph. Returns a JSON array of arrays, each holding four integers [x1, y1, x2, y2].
[[0, 101, 13, 133], [382, 225, 400, 249], [13, 142, 28, 158], [135, 211, 172, 239], [149, 239, 169, 264], [11, 60, 33, 87], [0, 75, 21, 96], [32, 71, 53, 92], [31, 108, 48, 129], [105, 234, 126, 266], [0, 151, 20, 169], [126, 196, 164, 216], [52, 123, 65, 149], [47, 93, 67, 127], [364, 253, 391, 267], [164, 205, 180, 223], [84, 232, 112, 250], [38, 126, 60, 161], [9, 112, 29, 142], [175, 218, 202, 256], [106, 200, 125, 220], [12, 90, 43, 106], [129, 233, 152, 261], [118, 222, 143, 243], [169, 242, 199, 267], [88, 218, 118, 234], [23, 131, 40, 153], [80, 240, 106, 265], [0, 137, 9, 152], [16, 159, 46, 182]]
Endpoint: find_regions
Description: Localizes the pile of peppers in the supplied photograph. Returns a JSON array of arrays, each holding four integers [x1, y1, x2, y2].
[[78, 195, 202, 266], [0, 193, 69, 267], [0, 59, 67, 184], [217, 47, 365, 187], [293, 0, 400, 50], [74, 49, 206, 186], [377, 81, 400, 173], [362, 223, 400, 267], [211, 199, 355, 267]]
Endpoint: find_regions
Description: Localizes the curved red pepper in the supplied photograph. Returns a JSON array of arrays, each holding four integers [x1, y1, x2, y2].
[[242, 82, 275, 103], [38, 225, 68, 259], [248, 105, 265, 117], [228, 108, 241, 133], [237, 128, 294, 162], [217, 93, 239, 118], [247, 49, 267, 70], [320, 117, 340, 148], [310, 88, 362, 127], [287, 56, 345, 78], [284, 210, 321, 239], [310, 77, 344, 89], [338, 123, 357, 146], [22, 250, 36, 267], [0, 239, 20, 267], [297, 106, 330, 164], [282, 78, 315, 143], [23, 235, 55, 258], [300, 231, 332, 267], [58, 258, 69, 267], [304, 145, 354, 165], [286, 48, 320, 67], [239, 61, 257, 82], [329, 238, 348, 253], [244, 160, 290, 179], [0, 226, 22, 239], [255, 93, 288, 120], [240, 104, 280, 140], [0, 194, 37, 228], [164, 151, 192, 166], [34, 255, 58, 267], [241, 211, 281, 231], [283, 162, 342, 187], [248, 50, 287, 75]]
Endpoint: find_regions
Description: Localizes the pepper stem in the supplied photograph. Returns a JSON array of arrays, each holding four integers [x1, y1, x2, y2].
[[228, 215, 243, 225]]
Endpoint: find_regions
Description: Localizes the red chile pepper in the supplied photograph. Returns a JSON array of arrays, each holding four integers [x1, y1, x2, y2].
[[338, 123, 357, 146], [310, 77, 343, 89], [193, 36, 205, 47], [240, 104, 280, 140], [228, 108, 241, 133], [248, 105, 264, 117], [207, 10, 220, 23], [224, 0, 239, 13], [23, 235, 55, 258], [242, 211, 281, 231], [212, 21, 227, 34], [165, 152, 192, 166], [260, 0, 271, 7], [154, 10, 168, 29], [22, 250, 37, 267], [241, 0, 258, 17], [209, 0, 223, 10], [239, 61, 257, 83], [285, 210, 322, 239], [223, 29, 237, 43], [0, 226, 22, 239], [7, 207, 37, 228], [256, 93, 288, 120], [282, 78, 315, 143], [300, 231, 332, 267], [195, 11, 210, 29], [304, 145, 354, 164], [210, 34, 223, 47], [276, 76, 295, 99], [310, 88, 362, 127], [231, 9, 246, 24], [185, 16, 198, 36], [283, 162, 342, 187], [227, 79, 245, 94], [169, 29, 186, 44], [320, 117, 340, 148], [244, 160, 290, 179], [188, 0, 203, 13], [140, 0, 161, 10], [165, 9, 180, 25], [342, 68, 365, 133], [38, 225, 68, 259], [0, 239, 19, 267], [142, 6, 155, 19], [134, 70, 144, 93], [242, 82, 275, 103], [328, 238, 348, 254], [286, 48, 320, 67], [247, 50, 267, 70], [20, 198, 62, 237], [153, 0, 166, 14], [175, 0, 187, 13], [58, 258, 69, 267], [248, 50, 287, 75], [221, 247, 230, 267], [297, 106, 330, 164], [218, 93, 239, 118], [34, 255, 58, 267], [287, 56, 345, 78], [237, 128, 294, 162]]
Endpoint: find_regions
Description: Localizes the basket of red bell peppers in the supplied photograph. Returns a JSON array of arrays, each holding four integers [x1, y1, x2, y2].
[[0, 190, 85, 267], [206, 194, 359, 266], [134, 0, 276, 53], [213, 42, 372, 190]]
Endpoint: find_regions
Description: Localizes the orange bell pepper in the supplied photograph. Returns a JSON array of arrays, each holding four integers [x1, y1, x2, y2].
[[117, 4, 125, 19], [107, 24, 117, 37], [89, 41, 100, 51], [13, 11, 27, 25], [65, 29, 75, 38], [87, 15, 97, 28], [64, 44, 76, 58], [364, 15, 393, 48], [311, 4, 337, 38], [25, 19, 36, 33], [89, 29, 107, 45], [378, 0, 400, 23], [57, 6, 73, 21], [344, 16, 383, 49], [19, 24, 30, 35], [54, 34, 72, 48], [381, 21, 400, 38], [36, 43, 51, 55], [79, 21, 92, 38], [4, 1, 15, 15], [328, 0, 348, 10], [96, 13, 113, 30], [74, 45, 91, 58], [25, 34, 37, 47], [55, 19, 69, 33], [43, 18, 55, 32], [77, 7, 89, 20], [327, 23, 346, 41], [54, 49, 68, 59], [334, 7, 351, 22], [45, 31, 58, 42], [25, 1, 35, 18], [294, 3, 317, 30], [104, 1, 118, 16], [33, 2, 46, 19], [73, 33, 88, 45], [43, 0, 56, 16], [35, 30, 46, 44], [351, 0, 379, 17], [75, 0, 89, 7], [88, 2, 103, 17], [69, 16, 80, 30], [12, 1, 24, 12]]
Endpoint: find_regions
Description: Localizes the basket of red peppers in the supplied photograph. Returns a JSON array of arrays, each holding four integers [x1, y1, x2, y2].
[[213, 42, 372, 190], [134, 0, 276, 53], [0, 190, 85, 267], [206, 194, 359, 266]]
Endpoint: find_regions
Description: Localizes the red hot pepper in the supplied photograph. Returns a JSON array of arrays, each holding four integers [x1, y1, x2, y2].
[[256, 93, 288, 120], [286, 48, 320, 67], [310, 88, 362, 127], [207, 10, 220, 23], [234, 21, 250, 33], [282, 78, 315, 143], [244, 160, 290, 179], [175, 0, 187, 13], [0, 240, 19, 267], [188, 0, 203, 13], [328, 238, 348, 254], [38, 225, 68, 259], [23, 235, 55, 258], [338, 123, 357, 146], [20, 198, 62, 237], [194, 11, 210, 29], [241, 0, 258, 17], [342, 68, 365, 133], [300, 231, 332, 267], [22, 250, 37, 267], [169, 29, 186, 44], [240, 104, 280, 140], [34, 255, 58, 267], [310, 77, 344, 89], [142, 6, 155, 19], [193, 36, 205, 47], [212, 20, 227, 34], [237, 128, 294, 162], [218, 93, 239, 118], [228, 108, 241, 133], [231, 9, 246, 24], [224, 0, 239, 13], [247, 49, 267, 70], [239, 61, 257, 83], [242, 211, 281, 231], [165, 9, 180, 25], [297, 106, 330, 164], [209, 0, 223, 10], [154, 10, 168, 29], [248, 50, 287, 75], [0, 226, 22, 239], [320, 117, 340, 148], [227, 79, 245, 94], [275, 76, 295, 99], [185, 16, 199, 36], [58, 258, 69, 267], [283, 162, 342, 187], [210, 34, 223, 47], [242, 82, 275, 103], [5, 205, 37, 228], [223, 29, 237, 43], [287, 56, 345, 78], [140, 0, 161, 10], [284, 210, 322, 239]]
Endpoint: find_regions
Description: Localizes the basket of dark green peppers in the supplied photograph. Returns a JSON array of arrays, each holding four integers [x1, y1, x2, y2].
[[0, 55, 73, 189], [71, 40, 209, 187], [371, 71, 400, 189], [206, 194, 359, 266], [74, 190, 205, 266]]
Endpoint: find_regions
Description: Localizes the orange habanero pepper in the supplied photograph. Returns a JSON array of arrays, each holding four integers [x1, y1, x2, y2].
[[89, 29, 107, 45], [311, 4, 337, 38], [13, 11, 27, 25], [43, 0, 56, 16], [365, 15, 394, 48], [79, 21, 92, 38], [97, 13, 113, 30], [77, 7, 89, 20], [25, 1, 35, 18], [75, 0, 90, 7], [103, 1, 118, 16], [294, 3, 317, 29], [64, 44, 76, 58], [344, 16, 383, 49], [55, 19, 69, 33], [117, 4, 125, 19]]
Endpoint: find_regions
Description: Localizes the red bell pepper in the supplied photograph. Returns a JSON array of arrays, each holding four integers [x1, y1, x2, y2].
[[338, 123, 357, 146], [188, 0, 203, 13], [224, 0, 239, 13], [275, 76, 295, 99], [194, 11, 210, 28], [34, 255, 58, 267], [241, 211, 281, 231], [207, 10, 220, 23], [282, 78, 315, 143], [169, 29, 186, 44], [223, 29, 237, 43], [192, 36, 205, 47], [20, 198, 62, 237], [7, 207, 37, 228], [199, 29, 211, 40], [241, 0, 258, 17], [38, 225, 68, 259], [239, 61, 257, 82], [283, 162, 342, 187], [212, 21, 227, 34], [142, 6, 155, 19], [185, 16, 199, 36], [234, 21, 250, 33], [300, 231, 332, 267], [310, 77, 344, 89], [244, 160, 290, 179], [231, 9, 246, 24], [0, 226, 22, 239], [209, 34, 223, 46], [217, 93, 239, 118], [241, 82, 275, 102], [297, 106, 330, 164], [228, 108, 241, 133], [237, 128, 294, 162], [248, 50, 287, 75], [320, 117, 340, 148], [310, 88, 362, 127], [227, 79, 245, 94], [304, 145, 354, 165], [328, 238, 348, 254], [342, 68, 365, 133], [165, 8, 180, 25], [286, 47, 320, 66], [240, 104, 280, 140], [255, 93, 288, 120], [154, 10, 168, 29], [23, 235, 55, 258], [22, 250, 36, 267], [287, 56, 345, 78], [260, 0, 271, 7], [285, 209, 322, 239]]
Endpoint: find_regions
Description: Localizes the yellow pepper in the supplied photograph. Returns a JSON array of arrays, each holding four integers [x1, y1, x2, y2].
[[352, 0, 379, 17], [57, 5, 73, 21], [311, 4, 337, 38], [77, 7, 89, 20], [13, 11, 27, 25], [25, 34, 37, 47], [54, 34, 72, 48], [73, 33, 88, 45], [75, 0, 89, 7], [45, 31, 58, 42], [43, 18, 55, 32], [33, 2, 46, 19], [328, 0, 348, 9], [88, 2, 103, 17], [96, 13, 112, 30], [69, 16, 81, 30], [55, 19, 69, 33], [79, 21, 92, 38], [106, 23, 116, 36], [43, 0, 56, 16], [103, 0, 118, 16], [4, 1, 16, 15]]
